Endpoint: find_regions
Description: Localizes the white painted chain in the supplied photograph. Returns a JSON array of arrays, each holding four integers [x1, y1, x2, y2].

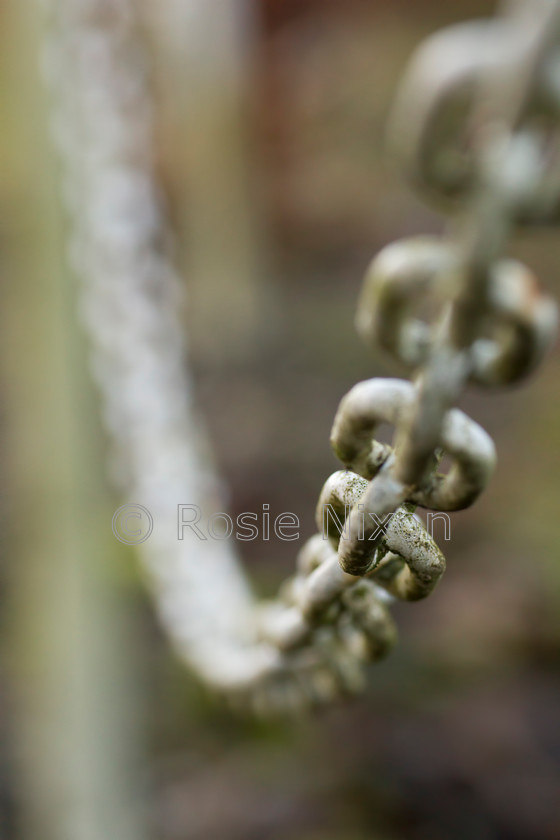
[[41, 0, 559, 716]]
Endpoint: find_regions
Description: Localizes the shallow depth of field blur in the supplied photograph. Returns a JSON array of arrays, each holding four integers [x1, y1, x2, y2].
[[1, 1, 560, 839]]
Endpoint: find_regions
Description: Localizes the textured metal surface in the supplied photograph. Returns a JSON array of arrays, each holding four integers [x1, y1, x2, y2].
[[42, 0, 559, 715]]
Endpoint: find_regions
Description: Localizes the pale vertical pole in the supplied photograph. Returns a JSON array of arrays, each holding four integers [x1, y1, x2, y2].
[[2, 4, 147, 839], [147, 0, 271, 362]]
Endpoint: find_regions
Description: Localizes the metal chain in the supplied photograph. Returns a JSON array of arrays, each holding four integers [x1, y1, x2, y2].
[[41, 0, 559, 716]]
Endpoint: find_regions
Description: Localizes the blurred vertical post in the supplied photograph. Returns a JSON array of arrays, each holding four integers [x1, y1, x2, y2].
[[1, 4, 146, 840], [148, 0, 271, 363]]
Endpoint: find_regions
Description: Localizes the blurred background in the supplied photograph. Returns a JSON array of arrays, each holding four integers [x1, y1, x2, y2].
[[1, 0, 560, 838]]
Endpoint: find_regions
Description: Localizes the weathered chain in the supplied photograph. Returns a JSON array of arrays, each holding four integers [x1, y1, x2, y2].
[[41, 0, 559, 716]]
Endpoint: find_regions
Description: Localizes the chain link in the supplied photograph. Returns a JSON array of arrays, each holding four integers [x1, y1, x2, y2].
[[42, 0, 559, 716]]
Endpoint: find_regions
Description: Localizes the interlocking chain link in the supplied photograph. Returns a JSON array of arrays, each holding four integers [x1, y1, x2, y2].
[[41, 0, 559, 716]]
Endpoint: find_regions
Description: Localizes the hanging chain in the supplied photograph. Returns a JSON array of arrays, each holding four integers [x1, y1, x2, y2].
[[41, 0, 559, 716]]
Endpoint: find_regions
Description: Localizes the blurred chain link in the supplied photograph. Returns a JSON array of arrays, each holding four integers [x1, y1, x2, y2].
[[41, 0, 559, 715]]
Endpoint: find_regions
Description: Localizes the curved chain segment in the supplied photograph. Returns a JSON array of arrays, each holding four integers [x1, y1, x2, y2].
[[470, 259, 559, 385], [331, 378, 497, 506], [317, 470, 446, 600], [356, 238, 557, 386], [389, 6, 560, 222], [46, 0, 560, 715]]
